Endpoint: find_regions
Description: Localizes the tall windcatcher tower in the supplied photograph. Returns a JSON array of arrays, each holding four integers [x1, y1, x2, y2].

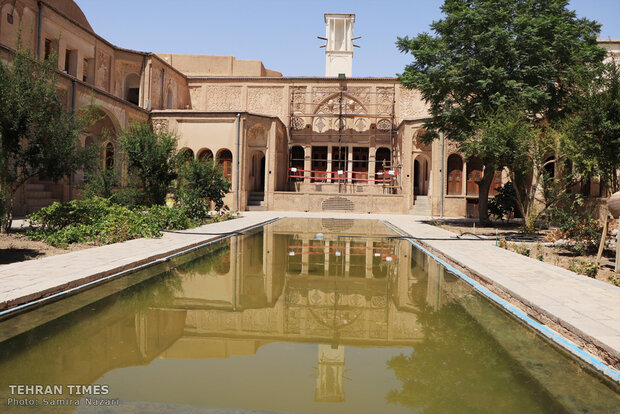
[[323, 13, 356, 77]]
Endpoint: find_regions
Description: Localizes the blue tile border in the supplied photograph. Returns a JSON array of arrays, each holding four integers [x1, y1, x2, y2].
[[381, 220, 620, 384]]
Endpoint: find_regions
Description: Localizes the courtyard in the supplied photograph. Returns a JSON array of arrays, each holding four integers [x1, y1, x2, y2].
[[1, 0, 620, 412]]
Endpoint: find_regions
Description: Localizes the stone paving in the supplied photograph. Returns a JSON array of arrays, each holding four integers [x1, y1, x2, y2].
[[0, 212, 277, 311], [2, 210, 620, 372]]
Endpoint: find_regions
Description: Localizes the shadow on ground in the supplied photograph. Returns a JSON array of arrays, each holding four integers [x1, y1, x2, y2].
[[0, 249, 43, 264]]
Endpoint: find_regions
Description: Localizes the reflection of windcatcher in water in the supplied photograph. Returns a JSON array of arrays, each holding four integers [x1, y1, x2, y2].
[[315, 344, 346, 402]]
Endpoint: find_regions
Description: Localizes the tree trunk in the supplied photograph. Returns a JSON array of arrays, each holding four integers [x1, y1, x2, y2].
[[0, 192, 13, 234], [477, 166, 495, 225]]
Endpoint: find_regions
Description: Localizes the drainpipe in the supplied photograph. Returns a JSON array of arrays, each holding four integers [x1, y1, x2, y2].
[[36, 1, 42, 60], [440, 131, 445, 218], [235, 113, 241, 211], [140, 55, 146, 108], [161, 68, 165, 109], [69, 79, 76, 201]]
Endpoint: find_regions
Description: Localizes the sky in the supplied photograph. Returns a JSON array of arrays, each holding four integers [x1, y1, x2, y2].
[[75, 0, 620, 77]]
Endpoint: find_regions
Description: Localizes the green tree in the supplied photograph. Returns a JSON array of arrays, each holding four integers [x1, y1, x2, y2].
[[118, 122, 178, 206], [397, 0, 606, 223], [176, 158, 231, 219], [0, 44, 94, 233], [460, 106, 534, 223], [563, 59, 620, 194]]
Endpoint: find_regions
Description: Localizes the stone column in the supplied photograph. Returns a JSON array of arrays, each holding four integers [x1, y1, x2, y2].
[[365, 240, 373, 279], [345, 241, 351, 276], [301, 239, 309, 275], [347, 146, 353, 184], [304, 145, 311, 183], [266, 121, 277, 208], [369, 147, 376, 186]]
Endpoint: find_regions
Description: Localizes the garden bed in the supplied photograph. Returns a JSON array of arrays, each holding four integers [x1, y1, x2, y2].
[[428, 218, 619, 287]]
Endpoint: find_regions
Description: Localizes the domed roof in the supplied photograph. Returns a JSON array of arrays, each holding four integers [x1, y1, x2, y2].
[[44, 0, 93, 32]]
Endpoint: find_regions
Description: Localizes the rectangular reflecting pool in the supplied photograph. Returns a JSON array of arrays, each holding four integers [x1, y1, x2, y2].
[[0, 218, 619, 413]]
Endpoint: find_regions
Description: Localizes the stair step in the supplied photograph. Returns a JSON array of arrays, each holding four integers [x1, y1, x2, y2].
[[246, 205, 267, 211], [26, 192, 54, 199], [26, 183, 45, 191], [26, 198, 60, 206]]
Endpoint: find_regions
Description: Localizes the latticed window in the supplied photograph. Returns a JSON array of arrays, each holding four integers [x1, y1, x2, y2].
[[447, 154, 463, 195], [218, 150, 233, 182], [105, 142, 114, 169], [311, 146, 327, 182], [375, 148, 391, 184], [331, 146, 348, 183], [467, 157, 482, 196], [352, 147, 369, 183], [289, 146, 304, 181]]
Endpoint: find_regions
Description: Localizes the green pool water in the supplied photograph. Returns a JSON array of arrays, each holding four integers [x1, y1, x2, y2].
[[0, 218, 618, 414]]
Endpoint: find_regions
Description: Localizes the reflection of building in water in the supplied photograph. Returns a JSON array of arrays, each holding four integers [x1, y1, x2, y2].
[[0, 219, 448, 407], [157, 219, 449, 402], [2, 220, 618, 412]]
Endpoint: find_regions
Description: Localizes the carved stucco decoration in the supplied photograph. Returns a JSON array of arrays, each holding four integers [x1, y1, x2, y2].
[[413, 131, 432, 152], [314, 117, 327, 133], [291, 86, 306, 113], [248, 87, 284, 117], [152, 119, 169, 133], [151, 69, 162, 107], [205, 86, 242, 111], [346, 87, 371, 106], [377, 118, 392, 131], [95, 50, 111, 91], [189, 86, 202, 110], [292, 117, 305, 130], [377, 87, 395, 115], [311, 87, 338, 104], [333, 118, 345, 131], [315, 94, 367, 116], [309, 289, 324, 305], [247, 124, 267, 147], [446, 139, 461, 156], [399, 86, 430, 122], [166, 79, 177, 107], [354, 118, 368, 132], [286, 290, 302, 305]]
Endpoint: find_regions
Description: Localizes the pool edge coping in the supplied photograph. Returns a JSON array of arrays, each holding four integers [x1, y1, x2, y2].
[[0, 216, 281, 319]]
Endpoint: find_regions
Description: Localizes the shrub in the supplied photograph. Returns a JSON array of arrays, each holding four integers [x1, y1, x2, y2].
[[82, 168, 118, 200], [547, 196, 601, 244], [511, 243, 530, 257], [26, 197, 193, 247], [118, 122, 179, 206], [488, 182, 518, 221], [568, 259, 599, 278], [27, 197, 112, 231], [176, 158, 231, 220]]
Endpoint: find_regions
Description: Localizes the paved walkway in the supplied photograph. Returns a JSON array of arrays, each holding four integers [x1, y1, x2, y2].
[[383, 215, 620, 369], [2, 210, 620, 373], [0, 212, 277, 311]]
